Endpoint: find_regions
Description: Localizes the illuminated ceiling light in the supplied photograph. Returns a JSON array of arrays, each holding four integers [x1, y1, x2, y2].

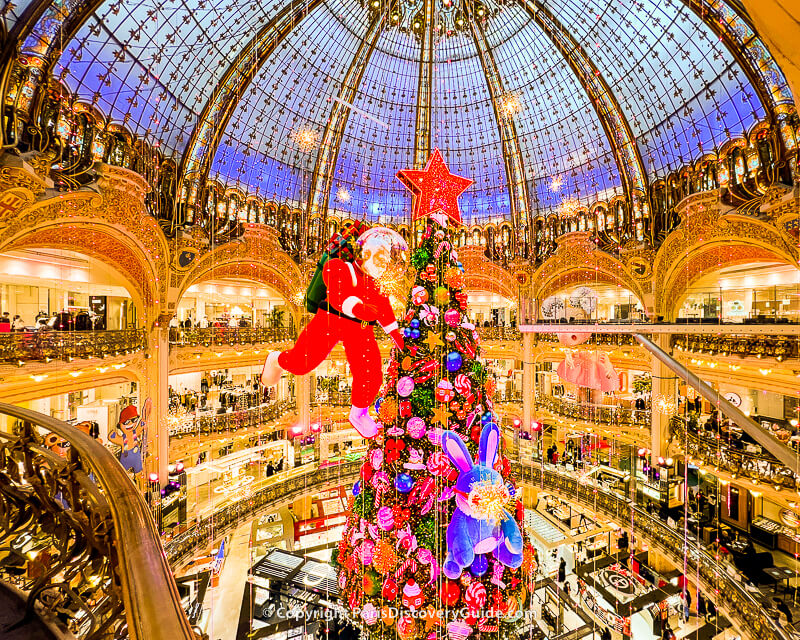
[[112, 363, 126, 370], [30, 374, 48, 383], [336, 187, 351, 203], [557, 198, 581, 219], [499, 92, 522, 119], [69, 371, 82, 377], [549, 176, 563, 192], [291, 128, 319, 152]]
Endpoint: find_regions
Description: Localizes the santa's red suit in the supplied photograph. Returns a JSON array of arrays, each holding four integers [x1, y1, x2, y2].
[[278, 258, 403, 408]]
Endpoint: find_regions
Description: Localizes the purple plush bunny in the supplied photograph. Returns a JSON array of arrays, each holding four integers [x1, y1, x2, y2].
[[440, 422, 523, 580]]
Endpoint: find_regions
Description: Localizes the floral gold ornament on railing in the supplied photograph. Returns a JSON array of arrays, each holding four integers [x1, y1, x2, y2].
[[652, 394, 677, 415]]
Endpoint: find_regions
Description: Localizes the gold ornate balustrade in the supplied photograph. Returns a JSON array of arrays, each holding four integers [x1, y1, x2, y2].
[[168, 400, 295, 437], [0, 329, 145, 366], [475, 326, 523, 341], [672, 333, 800, 361], [168, 326, 296, 348], [0, 402, 198, 640], [537, 395, 651, 427], [669, 415, 799, 490]]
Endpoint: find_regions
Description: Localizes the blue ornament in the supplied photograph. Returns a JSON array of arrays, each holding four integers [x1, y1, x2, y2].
[[481, 411, 494, 424], [404, 328, 413, 338], [353, 480, 362, 496], [410, 319, 420, 329], [411, 328, 421, 339], [375, 397, 383, 413], [395, 473, 415, 493], [446, 351, 463, 372], [471, 554, 488, 576]]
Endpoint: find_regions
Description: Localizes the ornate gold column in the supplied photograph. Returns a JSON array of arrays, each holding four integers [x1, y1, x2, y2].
[[650, 333, 677, 460], [145, 320, 170, 486]]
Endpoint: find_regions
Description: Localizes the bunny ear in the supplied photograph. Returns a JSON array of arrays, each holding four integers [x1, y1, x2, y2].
[[441, 430, 473, 473], [478, 423, 500, 468]]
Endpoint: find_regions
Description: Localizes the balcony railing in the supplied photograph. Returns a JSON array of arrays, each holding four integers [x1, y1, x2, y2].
[[536, 332, 638, 346], [0, 402, 197, 640], [672, 334, 799, 361], [537, 395, 651, 427], [670, 416, 798, 490], [168, 401, 295, 437], [0, 329, 145, 365], [163, 461, 360, 567], [169, 326, 296, 347], [513, 462, 791, 640], [475, 326, 523, 341]]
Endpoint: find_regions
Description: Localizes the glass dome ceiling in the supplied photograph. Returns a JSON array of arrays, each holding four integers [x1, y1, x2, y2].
[[41, 0, 790, 224]]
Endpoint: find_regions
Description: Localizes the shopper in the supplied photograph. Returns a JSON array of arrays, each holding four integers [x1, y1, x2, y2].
[[11, 314, 25, 331], [0, 312, 10, 332], [558, 558, 566, 586], [661, 622, 676, 640], [697, 591, 707, 620], [601, 627, 612, 640], [618, 529, 629, 553]]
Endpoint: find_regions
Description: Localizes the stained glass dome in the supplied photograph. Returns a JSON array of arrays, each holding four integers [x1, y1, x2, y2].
[[29, 0, 791, 224]]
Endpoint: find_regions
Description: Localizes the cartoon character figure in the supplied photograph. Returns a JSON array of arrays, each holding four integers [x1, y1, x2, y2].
[[109, 399, 151, 474], [440, 422, 523, 579], [261, 227, 408, 438]]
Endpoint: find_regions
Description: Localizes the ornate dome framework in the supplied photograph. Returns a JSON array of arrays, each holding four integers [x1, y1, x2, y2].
[[4, 0, 797, 243]]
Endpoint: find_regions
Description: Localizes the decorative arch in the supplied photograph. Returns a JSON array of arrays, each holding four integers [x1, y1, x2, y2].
[[175, 227, 305, 321], [458, 246, 517, 300], [532, 232, 648, 308], [653, 195, 799, 316]]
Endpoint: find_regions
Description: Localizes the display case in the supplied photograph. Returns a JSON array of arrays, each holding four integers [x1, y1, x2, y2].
[[750, 516, 780, 549]]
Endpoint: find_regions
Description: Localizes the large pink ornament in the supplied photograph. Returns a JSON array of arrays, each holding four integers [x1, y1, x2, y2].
[[411, 286, 428, 305], [397, 376, 415, 397], [361, 602, 379, 625], [447, 621, 473, 640], [444, 309, 461, 327], [377, 506, 395, 531], [407, 417, 427, 439]]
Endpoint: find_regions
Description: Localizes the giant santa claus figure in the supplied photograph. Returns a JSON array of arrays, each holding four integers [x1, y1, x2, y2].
[[261, 227, 408, 438]]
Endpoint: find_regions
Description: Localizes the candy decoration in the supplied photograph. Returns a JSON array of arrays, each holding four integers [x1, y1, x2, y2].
[[411, 286, 428, 305], [434, 240, 451, 259], [440, 580, 461, 607], [465, 581, 487, 610], [359, 539, 375, 565], [446, 351, 463, 372], [361, 602, 379, 625], [454, 374, 471, 396], [395, 473, 415, 493], [427, 450, 453, 477], [369, 448, 383, 470], [407, 416, 427, 438], [435, 380, 455, 402], [397, 615, 417, 640], [394, 556, 418, 578], [382, 577, 399, 600], [385, 438, 406, 464], [402, 579, 425, 610], [396, 376, 415, 397], [446, 621, 472, 640], [444, 308, 460, 327], [377, 506, 395, 530]]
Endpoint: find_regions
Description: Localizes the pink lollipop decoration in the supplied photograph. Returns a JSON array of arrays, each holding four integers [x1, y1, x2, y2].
[[444, 308, 460, 327], [454, 374, 471, 396], [359, 539, 375, 565], [369, 448, 384, 470], [396, 376, 415, 398], [411, 286, 428, 305], [447, 621, 472, 640], [427, 450, 452, 476], [465, 581, 487, 609]]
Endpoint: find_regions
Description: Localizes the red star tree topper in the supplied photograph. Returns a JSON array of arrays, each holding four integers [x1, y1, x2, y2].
[[397, 148, 473, 226]]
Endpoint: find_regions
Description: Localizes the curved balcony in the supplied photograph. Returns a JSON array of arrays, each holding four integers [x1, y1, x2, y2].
[[475, 326, 523, 341], [164, 461, 360, 567], [537, 395, 651, 427], [168, 401, 295, 437], [535, 332, 638, 347], [0, 329, 146, 366], [669, 416, 799, 490], [672, 334, 799, 361], [168, 326, 295, 348], [514, 462, 790, 640], [0, 401, 196, 640]]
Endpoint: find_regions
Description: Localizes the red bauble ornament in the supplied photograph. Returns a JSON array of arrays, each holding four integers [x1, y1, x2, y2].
[[440, 580, 461, 607], [470, 423, 482, 443], [360, 462, 373, 482], [396, 149, 473, 226]]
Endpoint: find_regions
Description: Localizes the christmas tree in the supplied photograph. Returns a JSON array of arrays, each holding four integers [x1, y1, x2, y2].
[[332, 151, 535, 640]]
